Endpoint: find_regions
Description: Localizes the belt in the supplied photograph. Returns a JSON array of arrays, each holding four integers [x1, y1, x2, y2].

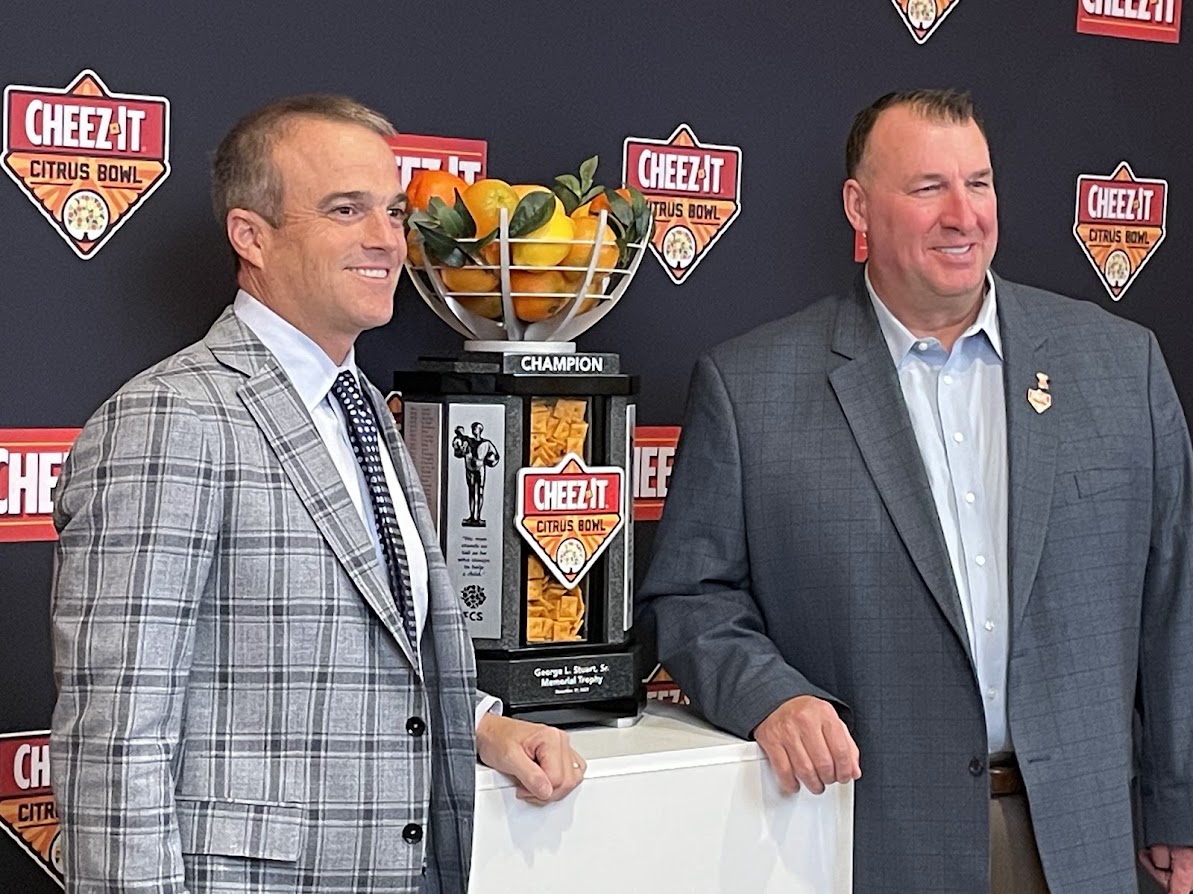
[[988, 756, 1023, 798]]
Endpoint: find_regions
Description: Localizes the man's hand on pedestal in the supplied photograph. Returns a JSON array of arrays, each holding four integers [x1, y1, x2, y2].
[[476, 713, 586, 805], [753, 695, 861, 795]]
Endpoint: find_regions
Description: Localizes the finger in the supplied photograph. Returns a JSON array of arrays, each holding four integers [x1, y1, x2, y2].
[[788, 736, 828, 795], [757, 737, 800, 795], [1139, 849, 1170, 888], [1168, 852, 1193, 894], [824, 720, 862, 783], [504, 747, 554, 801], [525, 730, 572, 789]]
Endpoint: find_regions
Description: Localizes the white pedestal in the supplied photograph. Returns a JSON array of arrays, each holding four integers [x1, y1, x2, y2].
[[470, 701, 853, 893]]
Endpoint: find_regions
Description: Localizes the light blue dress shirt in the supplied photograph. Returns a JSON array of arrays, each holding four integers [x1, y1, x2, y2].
[[865, 270, 1011, 754]]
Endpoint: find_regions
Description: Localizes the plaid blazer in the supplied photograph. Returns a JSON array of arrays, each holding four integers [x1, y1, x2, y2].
[[638, 273, 1193, 893], [51, 308, 478, 894]]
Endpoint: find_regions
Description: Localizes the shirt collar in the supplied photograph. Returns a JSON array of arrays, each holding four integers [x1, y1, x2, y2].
[[864, 267, 1002, 366], [232, 289, 357, 412]]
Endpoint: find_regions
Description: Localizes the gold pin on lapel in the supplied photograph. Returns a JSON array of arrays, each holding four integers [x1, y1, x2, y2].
[[1027, 371, 1051, 414]]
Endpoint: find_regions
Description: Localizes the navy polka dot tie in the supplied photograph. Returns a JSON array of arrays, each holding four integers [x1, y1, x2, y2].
[[331, 370, 418, 649]]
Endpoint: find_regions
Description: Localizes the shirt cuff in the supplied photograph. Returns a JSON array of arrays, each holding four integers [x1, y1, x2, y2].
[[474, 694, 503, 729]]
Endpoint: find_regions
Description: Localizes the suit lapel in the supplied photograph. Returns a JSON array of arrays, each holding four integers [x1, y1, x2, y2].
[[828, 276, 973, 662], [995, 276, 1058, 632], [204, 309, 418, 667]]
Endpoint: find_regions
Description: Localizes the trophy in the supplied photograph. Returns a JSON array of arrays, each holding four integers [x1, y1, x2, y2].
[[394, 161, 651, 725]]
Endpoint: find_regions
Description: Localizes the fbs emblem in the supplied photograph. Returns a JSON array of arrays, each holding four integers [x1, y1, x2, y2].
[[623, 124, 742, 285], [1073, 161, 1168, 302], [0, 731, 62, 886], [1028, 372, 1052, 414], [2, 69, 171, 259], [892, 0, 964, 43], [516, 453, 626, 588]]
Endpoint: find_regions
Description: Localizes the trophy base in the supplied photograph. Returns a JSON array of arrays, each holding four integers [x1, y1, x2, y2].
[[476, 645, 643, 728]]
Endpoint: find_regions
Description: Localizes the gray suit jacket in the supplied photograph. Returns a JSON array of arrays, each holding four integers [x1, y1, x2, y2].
[[51, 308, 478, 894], [638, 273, 1193, 893]]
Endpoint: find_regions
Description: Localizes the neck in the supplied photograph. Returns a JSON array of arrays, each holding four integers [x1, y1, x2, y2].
[[238, 271, 353, 365]]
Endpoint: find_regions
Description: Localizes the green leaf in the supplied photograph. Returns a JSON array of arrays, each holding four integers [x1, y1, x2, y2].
[[579, 185, 604, 204], [632, 205, 655, 245], [615, 232, 631, 268], [416, 223, 473, 267], [554, 173, 582, 196], [507, 192, 556, 239], [578, 155, 599, 191], [426, 196, 468, 238], [553, 183, 580, 216], [453, 189, 476, 237], [606, 188, 634, 229]]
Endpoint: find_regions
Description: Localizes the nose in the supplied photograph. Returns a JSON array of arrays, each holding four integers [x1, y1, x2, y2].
[[364, 206, 406, 257], [940, 188, 978, 232]]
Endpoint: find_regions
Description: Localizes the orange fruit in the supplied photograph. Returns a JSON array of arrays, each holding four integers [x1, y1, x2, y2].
[[406, 229, 425, 267], [462, 178, 519, 237], [441, 265, 498, 293], [562, 215, 619, 281], [442, 265, 501, 320], [455, 294, 503, 319], [509, 269, 570, 321], [512, 184, 566, 217], [406, 169, 468, 211], [512, 212, 574, 267]]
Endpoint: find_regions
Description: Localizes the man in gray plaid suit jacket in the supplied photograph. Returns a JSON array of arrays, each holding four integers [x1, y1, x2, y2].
[[49, 94, 585, 893], [638, 90, 1193, 893]]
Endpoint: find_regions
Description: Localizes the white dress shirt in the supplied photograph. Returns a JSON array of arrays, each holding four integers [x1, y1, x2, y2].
[[866, 270, 1012, 754], [233, 290, 431, 662]]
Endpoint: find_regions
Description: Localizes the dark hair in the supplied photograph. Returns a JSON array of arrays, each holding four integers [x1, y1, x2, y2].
[[211, 93, 396, 228], [845, 89, 985, 179]]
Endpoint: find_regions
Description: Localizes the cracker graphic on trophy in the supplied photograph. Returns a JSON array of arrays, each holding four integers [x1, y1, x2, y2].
[[394, 158, 652, 724]]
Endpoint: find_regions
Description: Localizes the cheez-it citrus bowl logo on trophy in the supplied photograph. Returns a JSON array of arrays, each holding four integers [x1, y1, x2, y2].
[[623, 124, 741, 285], [1073, 162, 1168, 301], [516, 454, 626, 588], [0, 731, 63, 887], [1077, 0, 1182, 43], [892, 0, 964, 44], [2, 70, 170, 259], [0, 428, 80, 543]]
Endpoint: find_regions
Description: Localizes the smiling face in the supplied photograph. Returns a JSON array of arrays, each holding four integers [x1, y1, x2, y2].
[[237, 115, 407, 362], [843, 103, 997, 324]]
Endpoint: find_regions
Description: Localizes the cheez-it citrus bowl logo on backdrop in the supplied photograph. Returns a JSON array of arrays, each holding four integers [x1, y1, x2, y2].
[[386, 133, 487, 189], [623, 124, 741, 285], [892, 0, 963, 43], [1073, 162, 1168, 301], [1077, 0, 1182, 43], [0, 731, 62, 887], [633, 426, 679, 522], [3, 70, 170, 259], [0, 429, 80, 543]]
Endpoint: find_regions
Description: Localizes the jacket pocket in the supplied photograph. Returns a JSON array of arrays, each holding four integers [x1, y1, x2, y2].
[[1074, 467, 1137, 498], [176, 797, 304, 863]]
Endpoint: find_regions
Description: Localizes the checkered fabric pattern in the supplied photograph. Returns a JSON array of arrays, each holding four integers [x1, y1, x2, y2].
[[331, 369, 418, 649]]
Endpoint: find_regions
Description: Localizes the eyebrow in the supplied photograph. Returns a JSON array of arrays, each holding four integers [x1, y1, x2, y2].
[[917, 168, 994, 182], [316, 190, 409, 210]]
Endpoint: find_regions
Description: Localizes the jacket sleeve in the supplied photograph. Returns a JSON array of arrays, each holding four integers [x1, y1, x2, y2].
[[635, 353, 845, 740], [50, 381, 218, 893], [1136, 332, 1193, 846]]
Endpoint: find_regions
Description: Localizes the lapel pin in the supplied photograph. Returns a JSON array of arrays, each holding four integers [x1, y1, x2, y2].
[[1027, 371, 1051, 414]]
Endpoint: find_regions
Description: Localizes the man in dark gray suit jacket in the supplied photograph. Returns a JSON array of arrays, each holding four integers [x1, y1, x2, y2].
[[50, 94, 585, 894], [638, 89, 1193, 893]]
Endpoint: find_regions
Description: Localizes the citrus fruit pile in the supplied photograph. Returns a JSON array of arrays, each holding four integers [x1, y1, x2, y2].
[[404, 157, 652, 325]]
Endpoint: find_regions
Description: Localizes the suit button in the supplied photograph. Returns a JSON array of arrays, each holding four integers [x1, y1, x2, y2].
[[402, 823, 423, 844], [968, 757, 985, 777], [406, 716, 426, 737]]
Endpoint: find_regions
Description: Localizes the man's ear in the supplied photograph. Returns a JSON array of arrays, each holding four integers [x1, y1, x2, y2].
[[842, 179, 868, 236], [226, 208, 271, 269]]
